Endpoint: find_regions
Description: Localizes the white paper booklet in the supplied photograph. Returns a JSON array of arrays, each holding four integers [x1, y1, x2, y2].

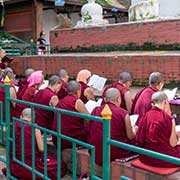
[[129, 114, 139, 127], [87, 74, 107, 91], [85, 98, 103, 114], [176, 125, 180, 132], [163, 87, 178, 101], [39, 80, 49, 90]]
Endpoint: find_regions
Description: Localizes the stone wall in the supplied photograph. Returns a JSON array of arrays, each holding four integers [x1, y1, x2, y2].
[[50, 19, 180, 49], [11, 53, 180, 84]]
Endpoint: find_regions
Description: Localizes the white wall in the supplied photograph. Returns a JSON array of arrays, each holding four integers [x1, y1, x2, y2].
[[160, 0, 180, 17], [43, 9, 57, 43]]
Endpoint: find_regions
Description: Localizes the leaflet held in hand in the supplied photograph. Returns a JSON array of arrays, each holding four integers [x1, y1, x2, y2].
[[85, 98, 103, 114], [163, 87, 178, 101], [88, 74, 107, 91], [129, 114, 139, 127]]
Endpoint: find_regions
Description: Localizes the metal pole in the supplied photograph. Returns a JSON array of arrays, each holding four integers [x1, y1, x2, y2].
[[101, 104, 112, 180]]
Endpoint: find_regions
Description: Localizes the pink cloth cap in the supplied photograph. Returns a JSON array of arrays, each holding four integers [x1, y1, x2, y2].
[[27, 70, 43, 87]]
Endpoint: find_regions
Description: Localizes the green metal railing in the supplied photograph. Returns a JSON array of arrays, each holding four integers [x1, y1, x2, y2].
[[0, 43, 31, 56], [0, 84, 104, 180], [31, 43, 51, 55], [0, 84, 180, 180]]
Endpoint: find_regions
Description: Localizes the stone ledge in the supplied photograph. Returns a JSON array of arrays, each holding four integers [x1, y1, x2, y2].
[[75, 148, 180, 180]]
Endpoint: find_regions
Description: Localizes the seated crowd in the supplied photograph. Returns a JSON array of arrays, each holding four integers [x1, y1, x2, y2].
[[0, 55, 180, 178]]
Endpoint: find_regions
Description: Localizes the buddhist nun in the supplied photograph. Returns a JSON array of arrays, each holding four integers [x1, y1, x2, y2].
[[56, 69, 69, 99], [131, 72, 164, 125], [52, 80, 89, 149], [136, 91, 180, 167], [102, 71, 133, 113], [88, 88, 136, 166], [35, 75, 61, 129]]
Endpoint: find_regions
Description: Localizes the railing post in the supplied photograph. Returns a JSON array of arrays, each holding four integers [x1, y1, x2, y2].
[[101, 104, 112, 180], [4, 85, 11, 178]]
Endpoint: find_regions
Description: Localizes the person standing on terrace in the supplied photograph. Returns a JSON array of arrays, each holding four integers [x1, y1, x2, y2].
[[36, 31, 48, 55]]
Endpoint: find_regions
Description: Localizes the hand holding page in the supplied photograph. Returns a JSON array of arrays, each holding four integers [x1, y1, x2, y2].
[[85, 98, 103, 114], [88, 74, 107, 91], [163, 87, 178, 101], [130, 114, 139, 127]]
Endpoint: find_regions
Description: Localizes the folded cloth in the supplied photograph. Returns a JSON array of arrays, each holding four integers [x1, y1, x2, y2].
[[131, 159, 180, 175]]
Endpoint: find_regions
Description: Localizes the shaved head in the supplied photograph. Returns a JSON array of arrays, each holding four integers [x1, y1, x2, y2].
[[48, 75, 61, 86], [149, 72, 163, 87], [25, 68, 34, 78], [57, 69, 68, 79], [119, 72, 132, 83], [21, 108, 31, 120], [67, 80, 80, 95], [152, 91, 168, 105], [105, 88, 120, 103]]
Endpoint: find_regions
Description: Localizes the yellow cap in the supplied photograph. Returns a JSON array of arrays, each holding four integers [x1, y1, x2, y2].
[[101, 104, 112, 120], [4, 76, 11, 85]]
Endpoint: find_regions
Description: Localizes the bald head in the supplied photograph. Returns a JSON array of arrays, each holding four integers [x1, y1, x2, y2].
[[4, 67, 15, 80], [48, 75, 61, 86], [57, 69, 68, 79], [67, 80, 80, 95], [25, 68, 34, 79], [149, 72, 163, 87], [105, 88, 120, 103], [152, 91, 168, 105], [119, 72, 132, 83], [21, 108, 31, 121]]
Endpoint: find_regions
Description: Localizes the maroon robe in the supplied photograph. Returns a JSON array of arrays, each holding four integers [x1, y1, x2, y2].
[[88, 102, 136, 166], [131, 86, 158, 125], [102, 82, 129, 110], [17, 79, 29, 100], [34, 87, 56, 129], [136, 106, 180, 167], [57, 80, 68, 99], [10, 121, 66, 180], [14, 86, 37, 119], [22, 86, 37, 103], [79, 81, 89, 103], [0, 82, 16, 120], [52, 95, 87, 149], [0, 62, 5, 69]]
